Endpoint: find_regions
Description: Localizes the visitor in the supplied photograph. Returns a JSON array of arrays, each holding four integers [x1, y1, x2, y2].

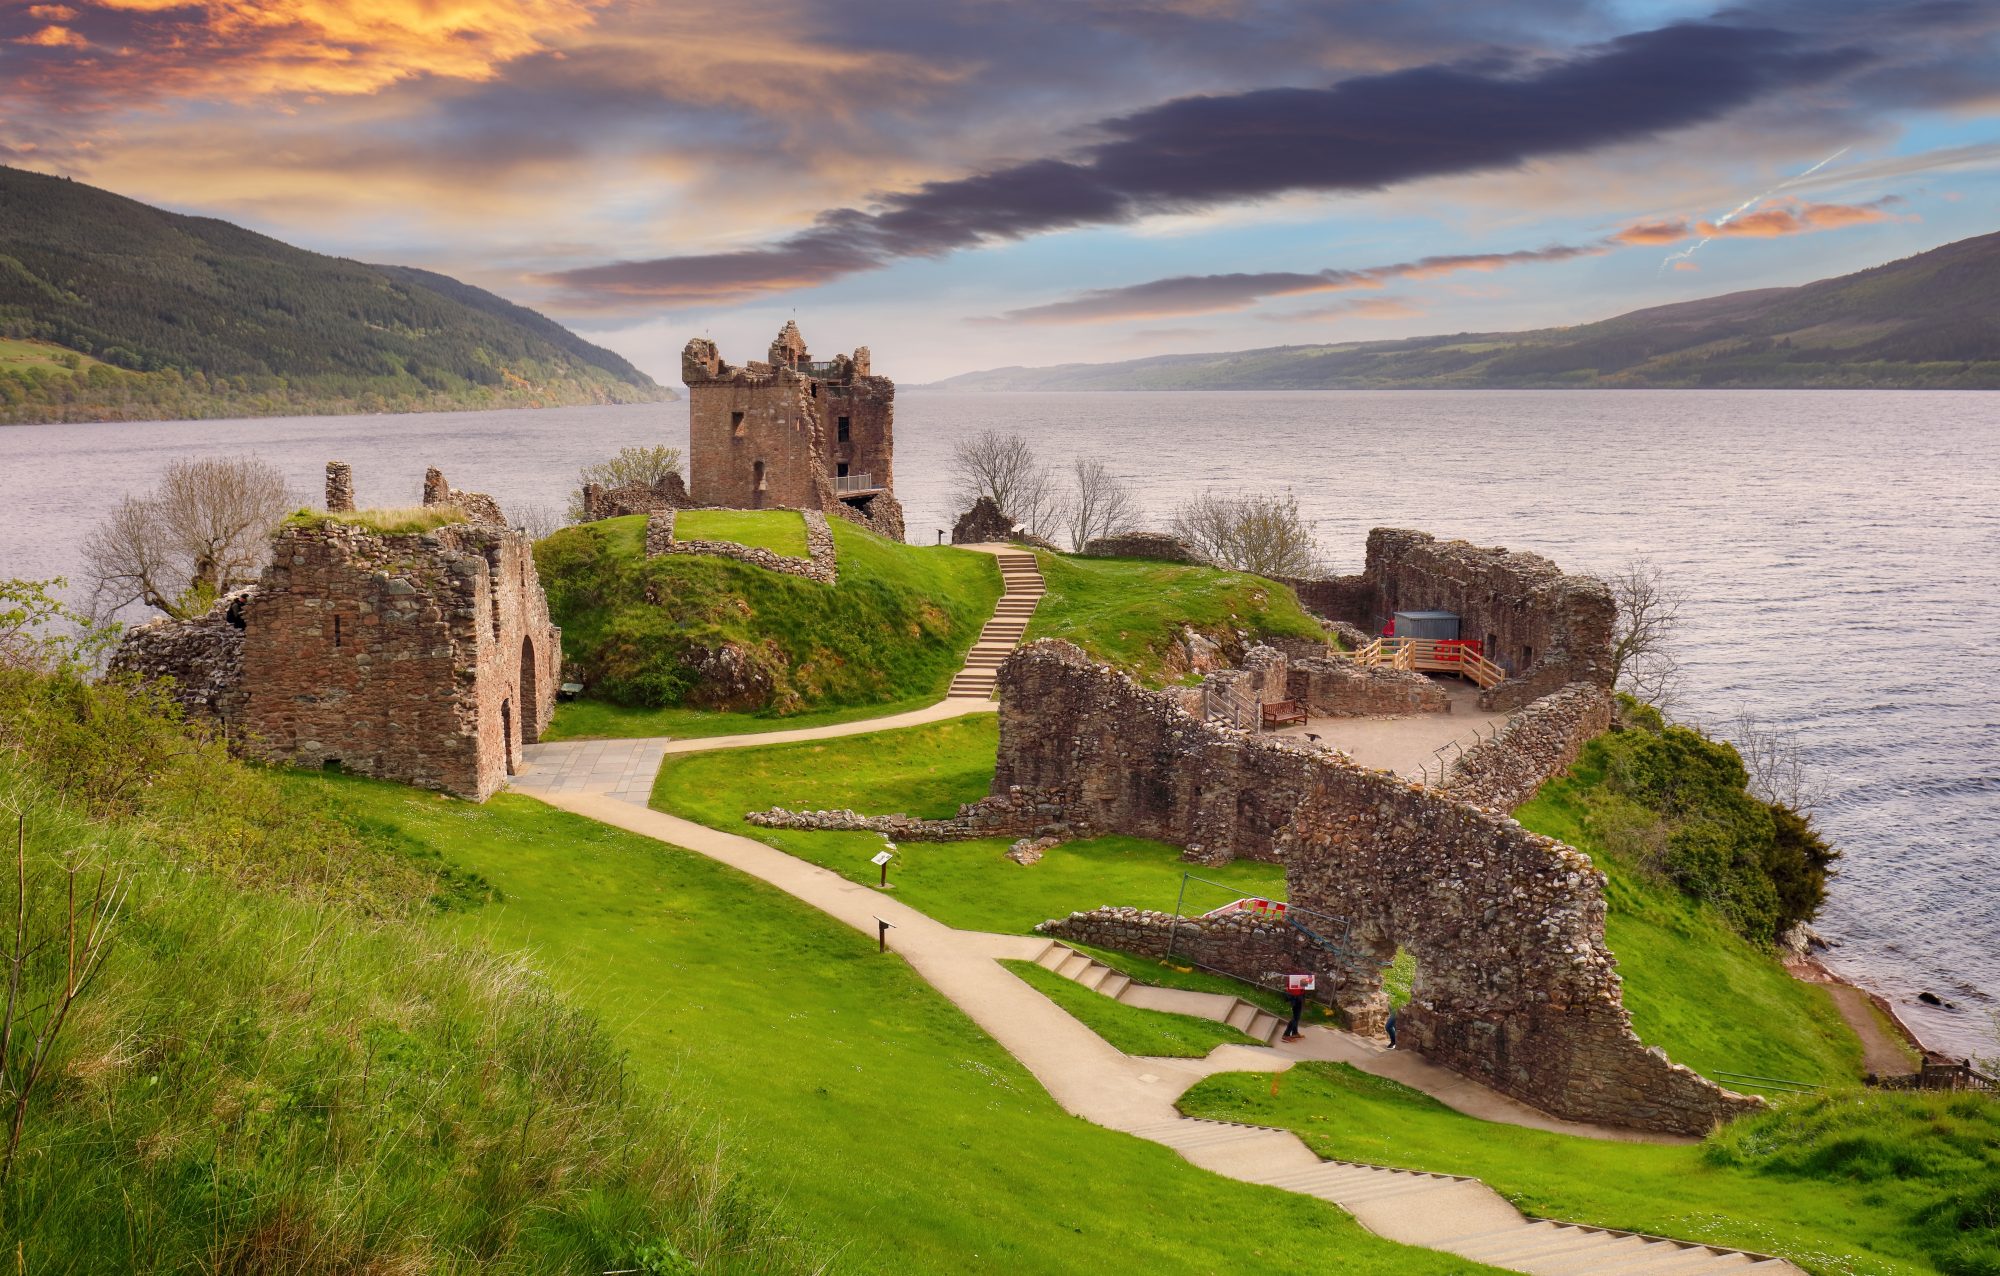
[[1282, 972, 1313, 1042], [1386, 1006, 1398, 1050]]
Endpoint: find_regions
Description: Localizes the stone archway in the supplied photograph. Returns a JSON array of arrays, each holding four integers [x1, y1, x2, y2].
[[520, 636, 539, 745]]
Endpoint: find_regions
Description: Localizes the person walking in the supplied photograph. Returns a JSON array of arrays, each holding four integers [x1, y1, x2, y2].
[[1282, 973, 1313, 1042], [1386, 1005, 1399, 1050]]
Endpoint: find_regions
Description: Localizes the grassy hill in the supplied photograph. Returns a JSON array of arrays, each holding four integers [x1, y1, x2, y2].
[[924, 231, 2000, 391], [0, 165, 672, 423]]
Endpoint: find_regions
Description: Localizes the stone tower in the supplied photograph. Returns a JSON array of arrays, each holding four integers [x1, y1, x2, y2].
[[681, 321, 904, 539]]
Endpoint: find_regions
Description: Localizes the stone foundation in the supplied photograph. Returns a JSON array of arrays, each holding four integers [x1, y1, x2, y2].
[[581, 473, 693, 521], [1287, 657, 1450, 717], [645, 508, 838, 584], [1080, 531, 1209, 564], [977, 640, 1753, 1136], [1442, 682, 1613, 811]]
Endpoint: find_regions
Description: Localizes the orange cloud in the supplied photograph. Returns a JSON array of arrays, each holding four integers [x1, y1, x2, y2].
[[1613, 218, 1690, 245], [1672, 260, 1699, 272], [16, 23, 86, 46], [1272, 296, 1423, 323], [52, 0, 612, 98], [25, 5, 79, 18], [1698, 197, 1908, 237]]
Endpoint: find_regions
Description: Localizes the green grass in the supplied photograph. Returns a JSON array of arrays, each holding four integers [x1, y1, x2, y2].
[[0, 336, 107, 375], [1002, 960, 1268, 1057], [1027, 551, 1329, 684], [1516, 745, 1863, 1088], [674, 508, 810, 556], [325, 775, 1495, 1275], [650, 715, 1286, 934], [284, 505, 468, 534], [1183, 1062, 2000, 1276], [539, 515, 999, 717], [543, 692, 946, 742]]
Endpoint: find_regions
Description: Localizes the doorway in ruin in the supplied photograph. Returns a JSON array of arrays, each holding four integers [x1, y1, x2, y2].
[[752, 459, 767, 508], [519, 637, 539, 745], [501, 698, 515, 775]]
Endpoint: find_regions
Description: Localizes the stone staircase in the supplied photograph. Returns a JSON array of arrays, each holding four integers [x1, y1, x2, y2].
[[1030, 940, 1287, 1045], [1129, 1118, 1801, 1275], [947, 548, 1045, 700]]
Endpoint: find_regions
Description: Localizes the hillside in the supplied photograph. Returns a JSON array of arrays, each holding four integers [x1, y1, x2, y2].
[[926, 231, 2000, 391], [0, 166, 672, 424]]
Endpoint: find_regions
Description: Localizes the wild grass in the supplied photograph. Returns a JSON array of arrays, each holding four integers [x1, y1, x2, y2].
[[1026, 550, 1328, 684], [538, 515, 999, 716], [650, 715, 1286, 934], [285, 505, 468, 535], [673, 508, 810, 556], [544, 692, 943, 743], [1001, 959, 1267, 1057], [0, 667, 815, 1274], [1516, 740, 1863, 1087], [1182, 1061, 1999, 1275]]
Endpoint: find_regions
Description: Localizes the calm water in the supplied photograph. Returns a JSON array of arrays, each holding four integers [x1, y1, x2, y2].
[[3, 390, 1996, 1057]]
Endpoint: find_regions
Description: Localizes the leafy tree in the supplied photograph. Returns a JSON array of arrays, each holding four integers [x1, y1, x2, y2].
[[1170, 490, 1323, 577], [567, 445, 683, 522]]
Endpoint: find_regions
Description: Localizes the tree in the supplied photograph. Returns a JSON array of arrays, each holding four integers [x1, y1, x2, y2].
[[567, 445, 682, 522], [1606, 557, 1686, 709], [82, 456, 293, 620], [1728, 710, 1822, 813], [947, 431, 1066, 539], [1169, 490, 1323, 577], [1062, 457, 1139, 551]]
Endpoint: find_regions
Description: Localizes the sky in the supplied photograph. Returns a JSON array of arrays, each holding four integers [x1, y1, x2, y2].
[[4, 0, 1998, 384]]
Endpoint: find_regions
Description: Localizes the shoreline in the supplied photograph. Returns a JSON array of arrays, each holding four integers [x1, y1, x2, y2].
[[1785, 950, 1938, 1076]]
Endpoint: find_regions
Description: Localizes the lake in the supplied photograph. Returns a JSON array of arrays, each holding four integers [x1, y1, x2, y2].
[[2, 389, 1995, 1057]]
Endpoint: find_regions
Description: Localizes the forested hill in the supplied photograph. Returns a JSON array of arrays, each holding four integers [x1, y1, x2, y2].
[[924, 231, 2000, 391], [0, 165, 673, 424]]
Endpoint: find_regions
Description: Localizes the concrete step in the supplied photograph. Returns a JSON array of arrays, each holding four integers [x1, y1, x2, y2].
[[1523, 1236, 1665, 1276], [1606, 1244, 1740, 1275], [1457, 1223, 1609, 1266], [1054, 953, 1092, 979], [1098, 973, 1132, 1000], [1072, 963, 1113, 993], [1224, 1001, 1256, 1032], [1247, 1011, 1283, 1042], [1035, 942, 1071, 971]]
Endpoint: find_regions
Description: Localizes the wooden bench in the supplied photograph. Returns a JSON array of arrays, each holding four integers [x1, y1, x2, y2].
[[1261, 699, 1306, 729]]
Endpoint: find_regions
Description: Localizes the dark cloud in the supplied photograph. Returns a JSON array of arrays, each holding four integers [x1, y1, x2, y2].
[[544, 18, 1870, 307], [980, 244, 1609, 325]]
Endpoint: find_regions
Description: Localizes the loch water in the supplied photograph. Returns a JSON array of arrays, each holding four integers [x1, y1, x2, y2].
[[3, 389, 1996, 1057]]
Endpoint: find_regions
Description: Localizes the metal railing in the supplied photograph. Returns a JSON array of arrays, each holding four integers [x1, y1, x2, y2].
[[834, 473, 876, 493], [1712, 1070, 1823, 1097]]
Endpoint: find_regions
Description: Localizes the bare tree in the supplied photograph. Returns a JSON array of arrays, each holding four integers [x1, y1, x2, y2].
[[567, 445, 683, 522], [513, 502, 564, 543], [948, 431, 1067, 539], [83, 456, 293, 620], [1728, 710, 1823, 813], [1606, 557, 1686, 709], [1169, 490, 1323, 577], [1063, 457, 1140, 551]]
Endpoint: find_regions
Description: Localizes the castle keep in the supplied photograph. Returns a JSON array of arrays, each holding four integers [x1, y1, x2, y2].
[[681, 321, 904, 539], [112, 464, 560, 801]]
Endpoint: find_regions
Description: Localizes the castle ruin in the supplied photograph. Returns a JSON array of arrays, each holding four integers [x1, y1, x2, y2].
[[112, 464, 560, 801], [682, 321, 904, 539]]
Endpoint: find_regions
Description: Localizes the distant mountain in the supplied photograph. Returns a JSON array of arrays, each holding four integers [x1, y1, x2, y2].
[[925, 232, 2000, 391], [0, 166, 673, 424]]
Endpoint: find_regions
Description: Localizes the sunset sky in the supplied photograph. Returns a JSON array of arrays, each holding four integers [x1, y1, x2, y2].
[[5, 0, 1998, 382]]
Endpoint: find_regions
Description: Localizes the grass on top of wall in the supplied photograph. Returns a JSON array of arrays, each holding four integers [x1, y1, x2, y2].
[[1001, 960, 1269, 1058], [649, 714, 1286, 934], [1515, 740, 1864, 1089], [324, 775, 1505, 1275], [537, 515, 999, 721], [1182, 1061, 2000, 1276], [673, 508, 810, 556], [1026, 551, 1329, 685], [284, 505, 468, 534]]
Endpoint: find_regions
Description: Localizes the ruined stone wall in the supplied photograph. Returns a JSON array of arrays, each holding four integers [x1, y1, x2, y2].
[[951, 496, 1018, 545], [234, 519, 560, 799], [1442, 682, 1613, 811], [821, 375, 894, 495], [1080, 531, 1209, 564], [1283, 529, 1616, 711], [581, 473, 692, 522], [107, 590, 250, 723], [644, 508, 838, 584], [982, 641, 1753, 1136], [1287, 657, 1450, 717]]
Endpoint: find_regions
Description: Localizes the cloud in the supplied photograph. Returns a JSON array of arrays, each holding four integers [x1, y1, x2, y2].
[[15, 23, 85, 47], [1267, 296, 1423, 323], [1614, 219, 1692, 245], [980, 243, 1609, 325], [540, 18, 1869, 307], [25, 5, 78, 18], [1696, 195, 1909, 236]]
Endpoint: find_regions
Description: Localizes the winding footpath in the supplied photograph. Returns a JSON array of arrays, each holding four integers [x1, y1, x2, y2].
[[511, 546, 1804, 1276]]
